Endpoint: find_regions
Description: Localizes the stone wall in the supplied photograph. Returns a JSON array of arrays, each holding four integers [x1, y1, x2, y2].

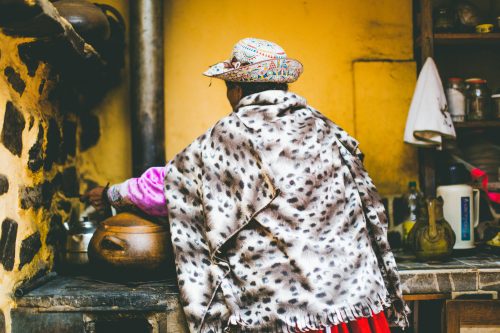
[[0, 33, 80, 333], [0, 1, 129, 331]]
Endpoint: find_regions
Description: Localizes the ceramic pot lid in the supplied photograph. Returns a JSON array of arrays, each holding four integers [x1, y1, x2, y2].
[[100, 212, 166, 233]]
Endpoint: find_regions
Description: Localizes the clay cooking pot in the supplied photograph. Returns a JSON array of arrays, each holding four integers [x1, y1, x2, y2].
[[88, 212, 171, 280]]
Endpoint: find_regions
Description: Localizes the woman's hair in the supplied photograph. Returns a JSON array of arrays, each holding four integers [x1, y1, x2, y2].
[[225, 81, 288, 98]]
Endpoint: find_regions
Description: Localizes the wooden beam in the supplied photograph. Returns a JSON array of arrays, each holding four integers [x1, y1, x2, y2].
[[420, 0, 433, 62], [404, 293, 450, 301]]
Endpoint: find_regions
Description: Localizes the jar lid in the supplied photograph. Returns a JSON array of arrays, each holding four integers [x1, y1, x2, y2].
[[465, 78, 487, 84], [476, 24, 494, 28], [100, 213, 166, 233], [448, 77, 463, 82]]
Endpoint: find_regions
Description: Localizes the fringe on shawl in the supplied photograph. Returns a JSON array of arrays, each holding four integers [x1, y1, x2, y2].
[[200, 292, 404, 333]]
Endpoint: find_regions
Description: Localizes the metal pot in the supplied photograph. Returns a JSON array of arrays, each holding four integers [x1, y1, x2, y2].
[[88, 212, 171, 280], [53, 0, 111, 44], [63, 217, 96, 266]]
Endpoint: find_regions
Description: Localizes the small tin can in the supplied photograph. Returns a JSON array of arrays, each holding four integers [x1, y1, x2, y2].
[[475, 24, 493, 33]]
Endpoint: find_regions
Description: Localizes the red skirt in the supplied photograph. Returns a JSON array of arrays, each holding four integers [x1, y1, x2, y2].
[[304, 311, 390, 333]]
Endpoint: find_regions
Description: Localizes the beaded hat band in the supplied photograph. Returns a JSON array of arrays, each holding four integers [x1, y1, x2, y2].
[[203, 38, 303, 83]]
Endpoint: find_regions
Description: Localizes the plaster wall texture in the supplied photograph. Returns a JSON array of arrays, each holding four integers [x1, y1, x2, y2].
[[86, 0, 418, 195], [163, 0, 418, 195]]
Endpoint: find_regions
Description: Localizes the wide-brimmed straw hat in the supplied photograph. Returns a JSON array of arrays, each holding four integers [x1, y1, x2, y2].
[[203, 38, 303, 83]]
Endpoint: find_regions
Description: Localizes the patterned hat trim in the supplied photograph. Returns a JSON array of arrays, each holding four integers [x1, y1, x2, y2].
[[203, 38, 303, 83], [204, 58, 303, 83]]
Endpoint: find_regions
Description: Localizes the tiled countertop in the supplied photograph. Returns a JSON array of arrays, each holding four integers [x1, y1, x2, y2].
[[15, 251, 500, 312], [397, 250, 500, 295]]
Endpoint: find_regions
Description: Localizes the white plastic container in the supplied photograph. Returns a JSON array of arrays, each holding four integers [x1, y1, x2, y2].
[[437, 184, 479, 249]]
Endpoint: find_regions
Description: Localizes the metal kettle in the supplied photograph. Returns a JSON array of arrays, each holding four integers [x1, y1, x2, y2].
[[407, 197, 456, 262], [63, 216, 96, 266]]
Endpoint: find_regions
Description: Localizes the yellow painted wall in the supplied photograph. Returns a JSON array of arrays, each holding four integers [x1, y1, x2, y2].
[[77, 0, 131, 188], [86, 0, 418, 195], [163, 0, 418, 195], [354, 61, 418, 194]]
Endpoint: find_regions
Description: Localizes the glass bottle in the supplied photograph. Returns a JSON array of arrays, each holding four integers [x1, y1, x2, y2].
[[402, 181, 422, 245]]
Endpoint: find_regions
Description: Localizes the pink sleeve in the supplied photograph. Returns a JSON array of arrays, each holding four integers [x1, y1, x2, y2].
[[107, 167, 168, 217]]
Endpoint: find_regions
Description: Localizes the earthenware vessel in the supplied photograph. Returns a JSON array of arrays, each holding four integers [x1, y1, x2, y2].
[[88, 212, 171, 280]]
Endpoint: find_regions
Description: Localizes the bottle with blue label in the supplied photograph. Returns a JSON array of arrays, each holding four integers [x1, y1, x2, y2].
[[437, 164, 480, 250]]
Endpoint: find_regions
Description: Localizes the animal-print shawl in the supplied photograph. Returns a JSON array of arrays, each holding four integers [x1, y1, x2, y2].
[[165, 91, 409, 333]]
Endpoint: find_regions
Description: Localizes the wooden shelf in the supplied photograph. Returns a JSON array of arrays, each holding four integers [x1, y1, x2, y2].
[[453, 120, 500, 128], [414, 0, 500, 196], [416, 33, 500, 47], [434, 33, 500, 45]]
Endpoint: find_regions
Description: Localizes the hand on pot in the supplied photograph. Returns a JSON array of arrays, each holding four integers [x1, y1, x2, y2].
[[81, 185, 110, 213]]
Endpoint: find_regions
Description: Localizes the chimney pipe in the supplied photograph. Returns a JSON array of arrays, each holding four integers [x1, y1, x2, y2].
[[129, 0, 165, 176]]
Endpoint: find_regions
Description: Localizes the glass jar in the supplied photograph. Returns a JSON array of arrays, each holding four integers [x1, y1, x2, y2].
[[465, 78, 492, 120], [446, 78, 466, 122], [492, 94, 500, 120], [434, 7, 455, 32]]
